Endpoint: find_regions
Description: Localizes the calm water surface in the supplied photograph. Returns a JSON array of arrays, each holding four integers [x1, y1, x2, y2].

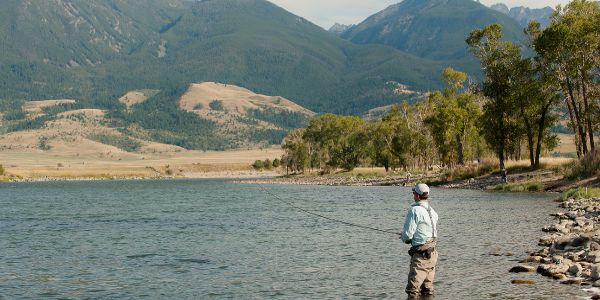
[[0, 180, 591, 299]]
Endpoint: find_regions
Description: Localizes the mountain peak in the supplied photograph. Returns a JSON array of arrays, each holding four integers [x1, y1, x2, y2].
[[341, 0, 524, 61]]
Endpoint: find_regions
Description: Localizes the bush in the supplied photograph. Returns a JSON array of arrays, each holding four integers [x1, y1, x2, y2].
[[0, 164, 4, 176], [38, 137, 51, 150], [569, 149, 600, 179], [272, 158, 281, 168], [209, 100, 225, 111], [263, 159, 272, 170], [252, 160, 264, 170], [561, 187, 600, 200], [193, 103, 204, 110]]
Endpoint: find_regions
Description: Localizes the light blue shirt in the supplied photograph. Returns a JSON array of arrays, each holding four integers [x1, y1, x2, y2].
[[400, 201, 438, 246]]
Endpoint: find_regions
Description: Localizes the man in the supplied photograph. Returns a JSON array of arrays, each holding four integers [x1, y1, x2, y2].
[[400, 183, 439, 298]]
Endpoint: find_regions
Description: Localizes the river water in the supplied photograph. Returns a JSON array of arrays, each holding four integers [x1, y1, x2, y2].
[[0, 180, 591, 299]]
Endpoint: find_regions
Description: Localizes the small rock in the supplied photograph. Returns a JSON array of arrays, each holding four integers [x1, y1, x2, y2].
[[591, 242, 600, 251], [552, 273, 568, 280], [589, 251, 600, 263], [511, 279, 535, 285], [593, 280, 600, 287], [539, 235, 556, 246], [592, 264, 600, 280], [509, 265, 535, 273], [592, 295, 600, 300], [561, 278, 583, 285], [569, 264, 583, 276]]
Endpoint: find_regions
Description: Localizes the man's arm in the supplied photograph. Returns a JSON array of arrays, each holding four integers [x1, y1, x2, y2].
[[400, 208, 416, 244]]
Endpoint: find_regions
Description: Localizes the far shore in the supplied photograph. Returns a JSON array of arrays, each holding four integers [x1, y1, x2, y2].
[[0, 147, 284, 182], [1, 149, 592, 195]]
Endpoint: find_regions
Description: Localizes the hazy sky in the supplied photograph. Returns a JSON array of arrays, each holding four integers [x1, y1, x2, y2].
[[269, 0, 570, 29]]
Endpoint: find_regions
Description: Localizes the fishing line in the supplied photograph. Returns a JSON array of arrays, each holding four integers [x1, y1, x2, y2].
[[257, 183, 401, 236]]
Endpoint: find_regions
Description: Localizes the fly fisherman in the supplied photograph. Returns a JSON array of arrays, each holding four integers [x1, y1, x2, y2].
[[400, 183, 439, 298]]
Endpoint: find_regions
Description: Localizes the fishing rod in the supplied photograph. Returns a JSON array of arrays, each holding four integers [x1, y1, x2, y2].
[[257, 183, 401, 236]]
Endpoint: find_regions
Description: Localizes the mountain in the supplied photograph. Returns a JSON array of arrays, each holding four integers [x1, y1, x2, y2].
[[341, 0, 525, 64], [0, 0, 445, 115], [490, 3, 510, 14], [0, 0, 451, 150], [328, 23, 354, 36], [490, 3, 554, 28]]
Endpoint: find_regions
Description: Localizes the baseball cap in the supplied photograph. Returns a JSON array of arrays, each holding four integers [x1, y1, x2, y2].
[[412, 183, 430, 195]]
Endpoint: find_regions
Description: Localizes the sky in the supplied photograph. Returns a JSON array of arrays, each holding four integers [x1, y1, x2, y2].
[[269, 0, 570, 29]]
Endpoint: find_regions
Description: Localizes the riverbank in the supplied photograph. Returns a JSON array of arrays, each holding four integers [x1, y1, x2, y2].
[[243, 158, 587, 193], [509, 191, 600, 299]]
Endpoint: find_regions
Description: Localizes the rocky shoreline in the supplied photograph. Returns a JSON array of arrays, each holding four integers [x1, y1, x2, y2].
[[241, 173, 439, 186], [511, 197, 600, 298]]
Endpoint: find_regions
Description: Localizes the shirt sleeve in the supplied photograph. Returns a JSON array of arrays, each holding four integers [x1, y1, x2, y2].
[[400, 208, 417, 243]]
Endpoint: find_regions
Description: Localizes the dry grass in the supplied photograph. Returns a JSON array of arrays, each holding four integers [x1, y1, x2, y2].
[[178, 82, 314, 132], [118, 90, 159, 110], [0, 144, 284, 179], [556, 134, 577, 154], [22, 99, 77, 118], [179, 82, 314, 115]]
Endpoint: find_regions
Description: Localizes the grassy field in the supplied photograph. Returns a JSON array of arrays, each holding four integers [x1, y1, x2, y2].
[[0, 147, 284, 179]]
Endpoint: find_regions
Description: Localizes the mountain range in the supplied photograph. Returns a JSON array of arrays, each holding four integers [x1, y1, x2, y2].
[[490, 3, 554, 28], [340, 0, 524, 62], [0, 0, 534, 150]]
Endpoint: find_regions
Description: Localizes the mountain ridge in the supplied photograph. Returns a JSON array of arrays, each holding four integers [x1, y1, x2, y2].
[[341, 0, 525, 65]]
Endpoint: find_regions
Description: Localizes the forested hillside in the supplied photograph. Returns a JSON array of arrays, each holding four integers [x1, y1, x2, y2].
[[0, 0, 446, 115]]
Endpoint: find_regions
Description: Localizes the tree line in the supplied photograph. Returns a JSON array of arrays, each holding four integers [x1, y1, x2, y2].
[[282, 0, 600, 174]]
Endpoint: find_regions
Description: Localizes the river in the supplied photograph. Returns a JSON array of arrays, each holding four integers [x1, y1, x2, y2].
[[0, 180, 590, 299]]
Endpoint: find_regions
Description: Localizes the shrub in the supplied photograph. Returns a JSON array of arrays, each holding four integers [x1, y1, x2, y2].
[[272, 158, 281, 168], [263, 159, 272, 170], [569, 149, 600, 179], [252, 160, 264, 170], [561, 187, 600, 200], [38, 137, 51, 150], [193, 103, 204, 110], [209, 100, 225, 111], [0, 164, 4, 176]]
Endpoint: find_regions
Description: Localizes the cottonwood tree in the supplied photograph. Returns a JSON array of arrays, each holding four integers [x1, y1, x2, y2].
[[534, 0, 600, 158], [425, 68, 482, 166], [467, 24, 521, 170]]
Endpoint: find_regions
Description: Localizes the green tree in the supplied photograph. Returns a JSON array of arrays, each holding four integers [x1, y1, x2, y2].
[[467, 24, 522, 170], [368, 106, 413, 171], [533, 0, 600, 157], [425, 68, 482, 166], [303, 114, 367, 171], [282, 128, 309, 174]]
